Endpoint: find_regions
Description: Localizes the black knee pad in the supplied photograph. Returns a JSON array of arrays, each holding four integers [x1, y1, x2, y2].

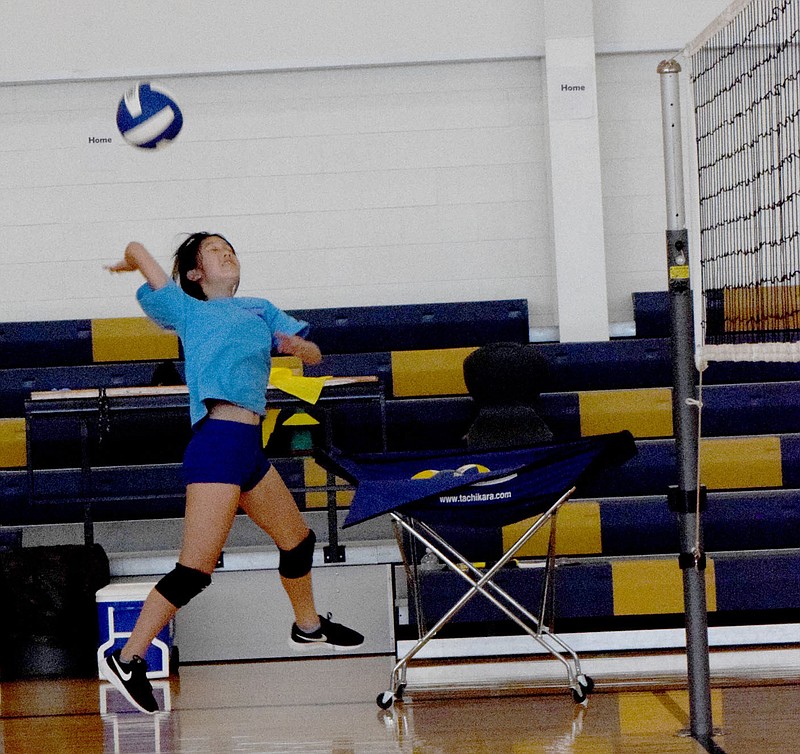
[[278, 529, 316, 579], [155, 563, 212, 608]]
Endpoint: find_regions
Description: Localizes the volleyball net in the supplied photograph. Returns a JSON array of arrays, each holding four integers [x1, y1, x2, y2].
[[685, 0, 800, 362]]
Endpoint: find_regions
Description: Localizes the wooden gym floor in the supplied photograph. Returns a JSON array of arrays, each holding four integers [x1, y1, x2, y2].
[[0, 654, 798, 754]]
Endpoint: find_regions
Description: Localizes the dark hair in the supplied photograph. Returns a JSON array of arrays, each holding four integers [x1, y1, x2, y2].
[[171, 232, 235, 301]]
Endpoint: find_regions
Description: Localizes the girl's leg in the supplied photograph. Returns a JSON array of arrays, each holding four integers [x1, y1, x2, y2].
[[238, 465, 320, 630], [120, 482, 241, 660]]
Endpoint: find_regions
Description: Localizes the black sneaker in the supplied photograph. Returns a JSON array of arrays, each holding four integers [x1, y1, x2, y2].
[[101, 649, 159, 714], [290, 612, 364, 651]]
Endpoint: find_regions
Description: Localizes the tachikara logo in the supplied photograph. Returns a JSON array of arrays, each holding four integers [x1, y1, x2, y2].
[[411, 464, 518, 487]]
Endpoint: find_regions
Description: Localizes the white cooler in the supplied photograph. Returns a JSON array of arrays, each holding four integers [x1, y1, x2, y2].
[[96, 582, 174, 679]]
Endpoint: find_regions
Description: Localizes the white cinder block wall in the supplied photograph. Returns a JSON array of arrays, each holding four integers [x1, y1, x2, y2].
[[0, 62, 552, 325], [0, 0, 731, 336]]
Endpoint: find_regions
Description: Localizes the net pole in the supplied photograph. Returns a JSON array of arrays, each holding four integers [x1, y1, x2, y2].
[[657, 59, 714, 741]]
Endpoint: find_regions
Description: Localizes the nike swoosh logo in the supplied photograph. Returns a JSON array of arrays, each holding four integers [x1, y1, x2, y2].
[[110, 655, 132, 682], [300, 633, 328, 643]]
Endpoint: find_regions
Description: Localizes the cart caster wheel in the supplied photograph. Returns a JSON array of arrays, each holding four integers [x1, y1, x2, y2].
[[572, 685, 589, 704], [396, 683, 407, 701], [577, 675, 594, 694], [377, 691, 394, 710]]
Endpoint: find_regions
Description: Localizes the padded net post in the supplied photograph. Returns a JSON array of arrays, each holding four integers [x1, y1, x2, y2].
[[659, 58, 714, 741]]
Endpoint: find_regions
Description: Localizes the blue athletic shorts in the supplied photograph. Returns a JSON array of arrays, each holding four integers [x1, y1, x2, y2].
[[183, 418, 272, 492]]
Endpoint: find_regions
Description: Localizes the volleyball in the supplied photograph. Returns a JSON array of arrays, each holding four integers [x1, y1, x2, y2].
[[116, 82, 183, 149]]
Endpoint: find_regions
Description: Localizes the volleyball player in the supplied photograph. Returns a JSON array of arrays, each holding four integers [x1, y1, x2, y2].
[[100, 234, 363, 714]]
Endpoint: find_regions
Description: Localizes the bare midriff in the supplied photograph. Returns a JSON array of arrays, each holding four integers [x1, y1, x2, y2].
[[206, 400, 261, 425]]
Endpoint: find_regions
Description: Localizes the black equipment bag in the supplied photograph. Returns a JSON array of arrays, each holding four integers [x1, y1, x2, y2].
[[0, 544, 110, 679]]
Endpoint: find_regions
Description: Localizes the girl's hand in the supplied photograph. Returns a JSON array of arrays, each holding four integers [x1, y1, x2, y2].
[[105, 242, 146, 273], [105, 258, 138, 273], [105, 242, 169, 289], [276, 333, 323, 365]]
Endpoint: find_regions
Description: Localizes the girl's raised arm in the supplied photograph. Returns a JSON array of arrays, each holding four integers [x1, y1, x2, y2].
[[106, 242, 170, 290]]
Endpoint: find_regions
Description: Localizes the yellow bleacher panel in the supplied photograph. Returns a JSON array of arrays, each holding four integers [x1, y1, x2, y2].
[[578, 388, 673, 438], [336, 490, 354, 507], [699, 436, 782, 489], [303, 458, 351, 509], [304, 457, 327, 509], [304, 490, 353, 509], [502, 502, 602, 557], [261, 409, 281, 448], [92, 321, 302, 367], [304, 457, 328, 487], [91, 317, 179, 362], [391, 347, 477, 397], [0, 418, 26, 468], [305, 491, 329, 509], [612, 558, 716, 615]]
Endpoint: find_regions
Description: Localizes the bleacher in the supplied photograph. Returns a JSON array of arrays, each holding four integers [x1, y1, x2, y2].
[[2, 293, 800, 664]]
